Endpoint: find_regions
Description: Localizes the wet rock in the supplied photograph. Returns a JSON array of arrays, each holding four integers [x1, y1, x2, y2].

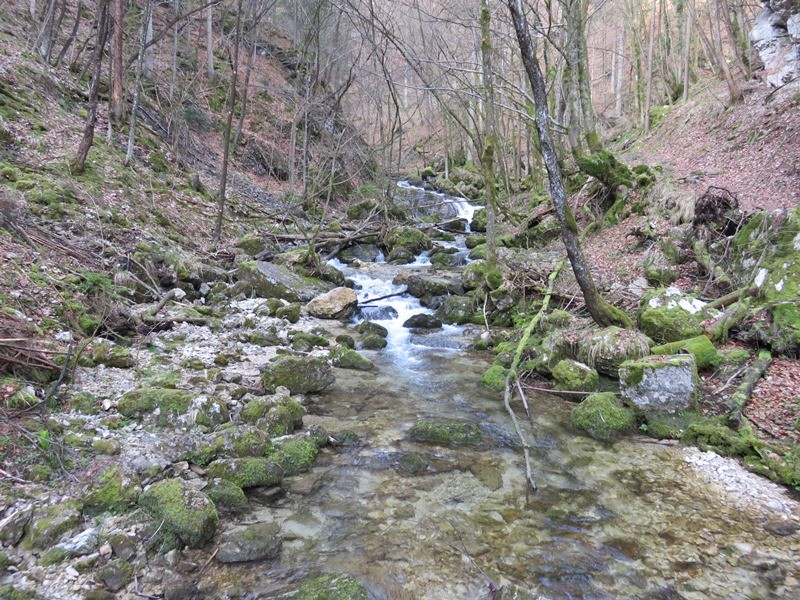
[[570, 392, 636, 441], [139, 479, 219, 548], [764, 520, 800, 536], [95, 559, 133, 592], [273, 437, 319, 476], [355, 305, 398, 321], [22, 500, 82, 550], [216, 522, 281, 563], [306, 287, 358, 319], [294, 574, 368, 600], [620, 354, 698, 414], [338, 243, 382, 264], [494, 585, 538, 600], [404, 273, 463, 298], [434, 296, 478, 325], [402, 314, 442, 329], [261, 355, 335, 394], [234, 260, 332, 302], [354, 321, 389, 337], [204, 479, 248, 514], [469, 458, 505, 491], [407, 419, 483, 446], [574, 326, 653, 377], [552, 359, 599, 392], [395, 452, 430, 475], [205, 458, 284, 489], [335, 334, 356, 348], [360, 334, 388, 350], [384, 225, 432, 256], [386, 247, 416, 264], [329, 347, 375, 371]]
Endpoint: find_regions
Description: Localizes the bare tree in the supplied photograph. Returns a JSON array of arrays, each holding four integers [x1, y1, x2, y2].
[[110, 0, 125, 122], [125, 0, 154, 166], [206, 4, 215, 80]]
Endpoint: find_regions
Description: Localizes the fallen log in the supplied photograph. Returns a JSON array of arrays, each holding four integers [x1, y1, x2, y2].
[[727, 350, 772, 429], [706, 286, 757, 310]]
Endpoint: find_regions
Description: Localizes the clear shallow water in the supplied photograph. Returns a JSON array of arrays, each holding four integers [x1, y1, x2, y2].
[[201, 191, 800, 599]]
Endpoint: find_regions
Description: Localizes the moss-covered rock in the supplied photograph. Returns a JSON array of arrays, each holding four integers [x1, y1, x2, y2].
[[576, 150, 633, 208], [260, 356, 335, 394], [117, 387, 194, 426], [90, 340, 135, 369], [552, 359, 599, 392], [83, 467, 140, 514], [461, 260, 503, 291], [191, 395, 230, 428], [276, 302, 302, 323], [294, 574, 368, 600], [216, 425, 272, 458], [384, 226, 432, 255], [570, 392, 636, 440], [1, 378, 38, 409], [650, 335, 720, 370], [354, 321, 388, 338], [434, 296, 478, 325], [22, 501, 83, 550], [574, 327, 652, 377], [643, 411, 702, 440], [337, 243, 382, 264], [139, 479, 218, 549], [682, 418, 763, 457], [203, 479, 248, 514], [335, 334, 355, 348], [480, 363, 508, 392], [236, 234, 266, 257], [637, 288, 720, 344], [329, 347, 375, 371], [261, 405, 296, 437], [272, 438, 319, 476], [70, 391, 101, 415], [361, 334, 388, 350], [620, 354, 698, 414], [407, 419, 483, 446], [234, 261, 332, 303], [205, 458, 284, 489]]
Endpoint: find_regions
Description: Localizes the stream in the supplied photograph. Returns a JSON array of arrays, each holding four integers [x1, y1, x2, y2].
[[202, 184, 800, 599]]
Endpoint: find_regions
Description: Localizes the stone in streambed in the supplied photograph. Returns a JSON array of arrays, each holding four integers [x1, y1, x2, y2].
[[407, 419, 483, 446], [361, 334, 388, 350], [619, 354, 698, 414], [205, 458, 284, 489], [551, 359, 599, 392], [402, 314, 442, 329], [204, 479, 248, 514], [306, 287, 358, 319], [138, 478, 218, 548], [260, 355, 335, 394], [570, 392, 636, 441], [355, 320, 388, 337], [217, 522, 281, 563], [294, 574, 368, 600], [329, 347, 375, 371]]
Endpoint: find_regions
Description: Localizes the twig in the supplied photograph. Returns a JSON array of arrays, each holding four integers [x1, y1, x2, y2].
[[516, 378, 531, 421], [146, 289, 178, 317], [44, 341, 73, 406], [503, 382, 537, 493], [710, 365, 747, 396], [199, 548, 218, 574], [0, 468, 29, 484], [360, 291, 406, 304]]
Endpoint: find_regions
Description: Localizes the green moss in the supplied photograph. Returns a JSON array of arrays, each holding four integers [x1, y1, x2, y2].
[[354, 321, 388, 337], [83, 467, 139, 513], [22, 501, 82, 550], [25, 464, 52, 482], [361, 334, 387, 350], [1, 378, 38, 409], [236, 234, 266, 256], [407, 419, 483, 446], [576, 150, 633, 208], [570, 392, 636, 440], [205, 458, 284, 489], [263, 405, 294, 436], [117, 387, 194, 425], [138, 478, 218, 548], [0, 551, 8, 571], [40, 548, 71, 566], [241, 397, 273, 423], [187, 437, 224, 466], [330, 347, 375, 371], [719, 348, 750, 364], [384, 226, 432, 254], [91, 438, 120, 455], [638, 293, 711, 344], [295, 574, 368, 600], [0, 585, 40, 600], [276, 303, 301, 323], [335, 334, 355, 348], [552, 359, 599, 392], [643, 411, 701, 440], [273, 438, 319, 476], [396, 452, 430, 475], [290, 331, 330, 347], [643, 256, 677, 287], [204, 479, 248, 514], [650, 335, 720, 370], [91, 341, 135, 368], [682, 418, 762, 457], [70, 391, 101, 414], [480, 364, 508, 392]]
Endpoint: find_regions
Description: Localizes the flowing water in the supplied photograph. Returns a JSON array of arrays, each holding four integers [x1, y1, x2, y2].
[[202, 185, 800, 599]]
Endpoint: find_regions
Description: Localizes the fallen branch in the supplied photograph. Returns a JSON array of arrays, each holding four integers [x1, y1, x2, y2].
[[520, 384, 605, 398], [706, 286, 757, 310], [0, 468, 28, 484], [141, 316, 210, 326], [146, 289, 179, 317], [360, 291, 405, 305], [727, 350, 771, 429]]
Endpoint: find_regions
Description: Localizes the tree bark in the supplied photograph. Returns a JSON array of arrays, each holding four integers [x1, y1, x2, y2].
[[124, 0, 154, 166], [110, 0, 125, 121], [682, 0, 692, 103], [206, 5, 215, 80], [505, 0, 632, 329], [644, 0, 657, 133], [143, 4, 154, 79], [70, 0, 110, 175], [479, 0, 498, 267]]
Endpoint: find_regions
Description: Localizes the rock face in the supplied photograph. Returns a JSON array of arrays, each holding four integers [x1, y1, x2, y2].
[[234, 260, 332, 302], [217, 523, 281, 563], [620, 354, 698, 414], [751, 2, 800, 87], [138, 479, 218, 548], [305, 287, 358, 319]]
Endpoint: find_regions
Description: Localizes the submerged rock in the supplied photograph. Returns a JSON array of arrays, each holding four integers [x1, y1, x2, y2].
[[261, 355, 335, 394], [293, 574, 368, 600], [570, 392, 636, 440], [407, 419, 483, 446], [217, 523, 281, 563], [620, 354, 698, 414], [139, 478, 218, 548], [306, 287, 358, 319]]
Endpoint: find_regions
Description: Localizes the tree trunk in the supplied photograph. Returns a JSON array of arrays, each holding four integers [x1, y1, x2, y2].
[[170, 0, 182, 101], [644, 0, 656, 133], [143, 4, 154, 79], [110, 0, 125, 121], [576, 0, 601, 151], [54, 0, 82, 68], [505, 0, 632, 329], [213, 0, 244, 246], [233, 19, 258, 148], [36, 0, 59, 60], [682, 0, 692, 103], [615, 22, 625, 116], [479, 0, 497, 267], [206, 5, 215, 80], [124, 0, 154, 166], [711, 0, 742, 103], [70, 0, 110, 175]]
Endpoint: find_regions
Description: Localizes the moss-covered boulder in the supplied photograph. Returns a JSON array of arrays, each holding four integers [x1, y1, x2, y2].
[[235, 233, 266, 257], [682, 417, 763, 458], [117, 387, 194, 425], [204, 479, 248, 514], [619, 354, 698, 414], [361, 334, 388, 350], [570, 392, 636, 440], [272, 437, 319, 476], [234, 261, 332, 302], [83, 467, 140, 514], [354, 321, 388, 338], [407, 419, 483, 446], [576, 150, 633, 208], [637, 288, 720, 344], [91, 340, 135, 369], [480, 363, 509, 392], [650, 335, 720, 370], [191, 395, 230, 428], [217, 522, 281, 564], [305, 287, 358, 320], [337, 243, 382, 264], [384, 226, 432, 256], [215, 425, 272, 458], [260, 356, 335, 394], [434, 296, 478, 325], [294, 574, 368, 600], [552, 359, 599, 392], [402, 313, 442, 329], [461, 260, 503, 291], [205, 458, 284, 489], [22, 501, 83, 550], [574, 327, 652, 377], [470, 208, 487, 232], [404, 273, 463, 298], [139, 478, 218, 548], [0, 378, 38, 409], [329, 347, 375, 371]]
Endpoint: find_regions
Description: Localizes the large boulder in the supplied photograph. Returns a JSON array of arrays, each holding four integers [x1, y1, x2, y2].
[[384, 226, 432, 256], [403, 273, 463, 298], [552, 359, 599, 392], [234, 261, 332, 302], [637, 287, 720, 344], [574, 327, 653, 377], [217, 523, 281, 563], [403, 313, 442, 329], [570, 392, 636, 441], [434, 296, 478, 325], [306, 287, 358, 319], [139, 478, 218, 548], [117, 388, 228, 428], [260, 355, 335, 394], [619, 354, 698, 414]]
